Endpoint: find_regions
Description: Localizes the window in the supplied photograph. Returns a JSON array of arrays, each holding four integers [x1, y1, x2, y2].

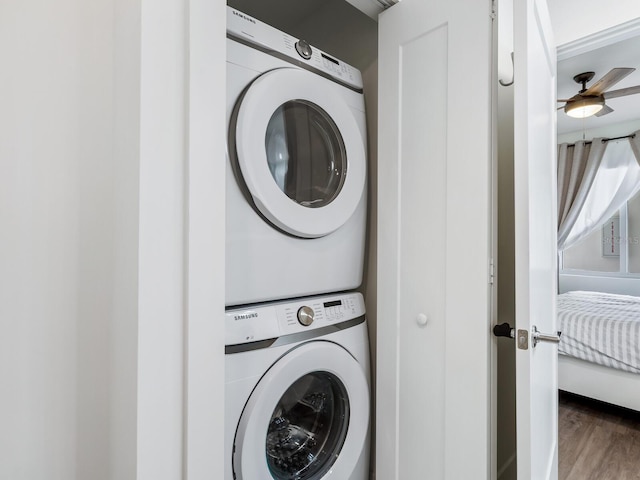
[[562, 189, 640, 276]]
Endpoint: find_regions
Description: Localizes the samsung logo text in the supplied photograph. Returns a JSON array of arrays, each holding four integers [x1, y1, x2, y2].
[[232, 11, 256, 24]]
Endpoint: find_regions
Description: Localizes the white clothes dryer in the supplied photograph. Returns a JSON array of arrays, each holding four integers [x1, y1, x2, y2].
[[226, 7, 368, 306], [225, 292, 370, 480]]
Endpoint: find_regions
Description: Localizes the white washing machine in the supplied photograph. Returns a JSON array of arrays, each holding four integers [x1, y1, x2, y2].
[[225, 292, 370, 480], [226, 7, 368, 306]]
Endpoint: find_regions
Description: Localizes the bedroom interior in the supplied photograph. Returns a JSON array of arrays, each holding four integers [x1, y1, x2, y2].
[[556, 29, 640, 409], [553, 17, 640, 480], [496, 5, 640, 478]]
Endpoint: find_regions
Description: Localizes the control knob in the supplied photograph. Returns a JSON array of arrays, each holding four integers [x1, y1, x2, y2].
[[297, 306, 314, 326], [295, 40, 313, 60]]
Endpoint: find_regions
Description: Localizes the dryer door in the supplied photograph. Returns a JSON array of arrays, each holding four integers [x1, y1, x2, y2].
[[233, 341, 369, 479], [232, 68, 366, 238]]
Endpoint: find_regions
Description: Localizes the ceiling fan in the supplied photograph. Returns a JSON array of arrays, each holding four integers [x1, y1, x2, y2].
[[558, 68, 640, 118]]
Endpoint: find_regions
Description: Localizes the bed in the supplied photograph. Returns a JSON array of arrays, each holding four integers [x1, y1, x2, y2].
[[557, 278, 640, 411]]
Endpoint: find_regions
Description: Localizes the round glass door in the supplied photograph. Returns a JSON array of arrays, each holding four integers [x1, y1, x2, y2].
[[234, 68, 366, 238], [266, 372, 349, 479], [265, 100, 347, 209], [232, 341, 369, 480]]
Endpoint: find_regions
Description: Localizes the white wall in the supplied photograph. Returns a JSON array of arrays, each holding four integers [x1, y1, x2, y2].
[[0, 1, 142, 478], [111, 0, 141, 477], [548, 0, 640, 46], [0, 0, 226, 478], [562, 191, 640, 274], [0, 1, 115, 478], [558, 118, 640, 144], [629, 191, 640, 272], [76, 2, 119, 477], [563, 225, 621, 272]]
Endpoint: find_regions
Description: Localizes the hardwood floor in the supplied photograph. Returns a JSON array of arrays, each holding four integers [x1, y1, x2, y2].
[[559, 391, 640, 480]]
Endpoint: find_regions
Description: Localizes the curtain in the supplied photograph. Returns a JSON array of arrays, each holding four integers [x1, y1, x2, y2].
[[630, 130, 640, 167], [560, 130, 640, 250], [557, 139, 607, 250]]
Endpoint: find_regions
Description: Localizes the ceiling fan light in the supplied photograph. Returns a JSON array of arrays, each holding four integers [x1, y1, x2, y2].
[[564, 96, 605, 118]]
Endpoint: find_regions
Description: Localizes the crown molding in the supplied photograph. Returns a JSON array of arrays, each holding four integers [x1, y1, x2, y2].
[[557, 17, 640, 61]]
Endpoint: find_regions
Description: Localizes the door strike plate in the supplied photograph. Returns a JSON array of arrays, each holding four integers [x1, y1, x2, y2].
[[517, 329, 529, 350]]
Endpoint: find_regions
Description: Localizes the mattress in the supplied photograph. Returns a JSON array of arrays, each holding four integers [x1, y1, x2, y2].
[[557, 290, 640, 374]]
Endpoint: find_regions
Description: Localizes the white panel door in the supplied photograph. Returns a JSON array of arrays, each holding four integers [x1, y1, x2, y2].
[[513, 0, 559, 478], [377, 0, 494, 478]]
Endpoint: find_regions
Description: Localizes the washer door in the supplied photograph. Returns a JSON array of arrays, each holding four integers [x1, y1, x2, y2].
[[233, 342, 369, 479], [234, 68, 366, 238]]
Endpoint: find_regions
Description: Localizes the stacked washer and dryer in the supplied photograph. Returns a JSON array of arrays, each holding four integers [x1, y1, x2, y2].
[[224, 7, 371, 480]]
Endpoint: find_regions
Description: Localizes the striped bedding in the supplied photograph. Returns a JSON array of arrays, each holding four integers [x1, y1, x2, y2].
[[557, 290, 640, 374]]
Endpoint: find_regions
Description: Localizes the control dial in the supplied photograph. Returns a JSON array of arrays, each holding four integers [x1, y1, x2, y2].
[[295, 40, 313, 60], [297, 306, 315, 326]]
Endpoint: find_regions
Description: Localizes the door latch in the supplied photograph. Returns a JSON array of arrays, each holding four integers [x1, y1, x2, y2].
[[493, 322, 529, 350], [517, 330, 529, 350], [492, 323, 528, 350], [494, 323, 562, 350]]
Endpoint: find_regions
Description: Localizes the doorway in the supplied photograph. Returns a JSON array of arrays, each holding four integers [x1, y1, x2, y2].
[[556, 28, 640, 480]]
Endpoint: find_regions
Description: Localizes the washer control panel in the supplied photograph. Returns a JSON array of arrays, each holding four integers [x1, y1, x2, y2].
[[227, 6, 363, 90], [225, 292, 365, 346]]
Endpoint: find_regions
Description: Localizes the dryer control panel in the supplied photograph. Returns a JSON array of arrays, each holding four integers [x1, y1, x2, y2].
[[225, 292, 366, 346], [227, 6, 363, 91]]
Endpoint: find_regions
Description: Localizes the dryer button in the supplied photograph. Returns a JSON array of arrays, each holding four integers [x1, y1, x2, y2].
[[295, 40, 312, 60], [297, 306, 315, 326]]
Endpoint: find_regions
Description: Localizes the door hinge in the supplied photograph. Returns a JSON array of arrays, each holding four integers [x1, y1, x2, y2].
[[490, 0, 497, 20], [489, 258, 495, 285]]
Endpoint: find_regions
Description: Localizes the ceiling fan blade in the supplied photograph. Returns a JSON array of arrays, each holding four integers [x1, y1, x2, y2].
[[594, 105, 614, 117], [603, 85, 640, 99], [584, 67, 635, 95], [557, 98, 572, 102], [557, 106, 564, 111]]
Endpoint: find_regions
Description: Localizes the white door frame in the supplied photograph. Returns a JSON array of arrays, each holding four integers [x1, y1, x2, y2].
[[183, 0, 226, 478]]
